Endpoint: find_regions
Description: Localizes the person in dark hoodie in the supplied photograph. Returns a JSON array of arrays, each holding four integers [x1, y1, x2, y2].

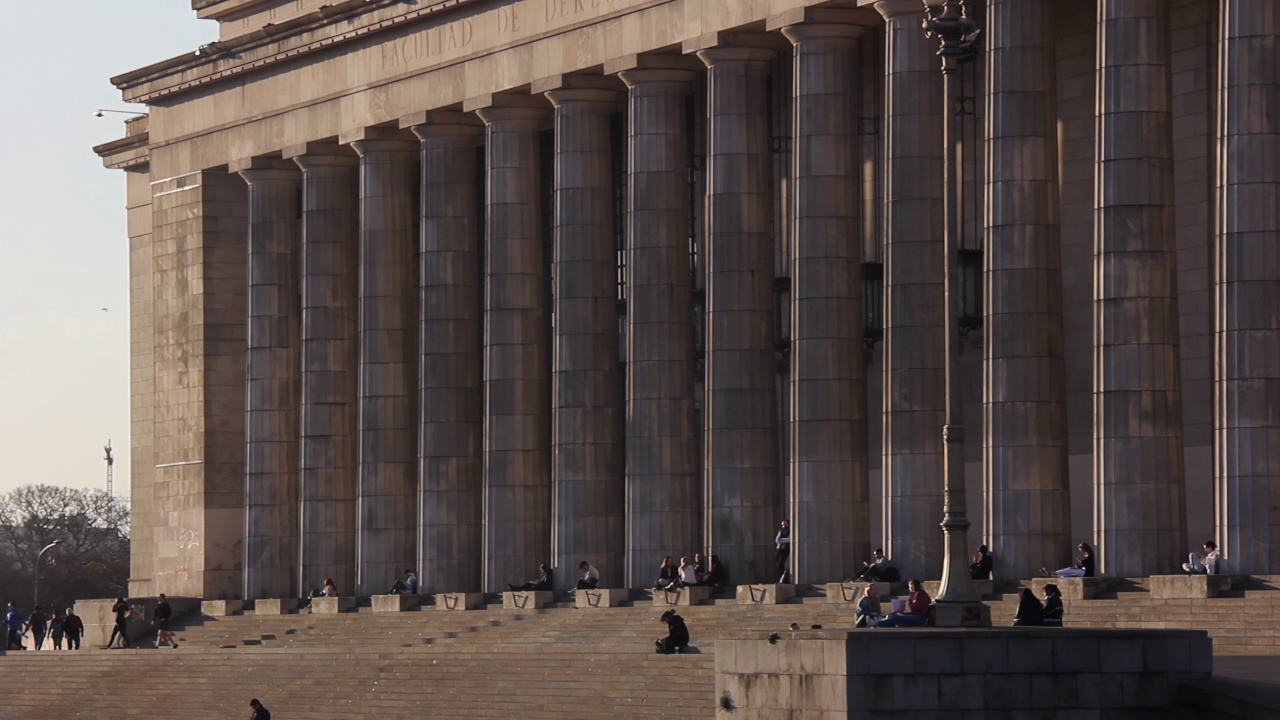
[[1013, 586, 1045, 626], [655, 610, 689, 654]]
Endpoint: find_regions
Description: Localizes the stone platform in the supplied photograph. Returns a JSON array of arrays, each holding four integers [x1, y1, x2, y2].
[[372, 594, 420, 612], [1147, 574, 1242, 599], [1029, 576, 1117, 600], [653, 586, 711, 606], [717, 627, 1212, 718], [503, 591, 554, 610], [435, 592, 483, 611], [575, 588, 629, 608], [736, 584, 795, 605]]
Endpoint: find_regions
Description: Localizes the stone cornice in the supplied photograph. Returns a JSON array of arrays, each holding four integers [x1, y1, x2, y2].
[[113, 0, 476, 103], [94, 132, 151, 172]]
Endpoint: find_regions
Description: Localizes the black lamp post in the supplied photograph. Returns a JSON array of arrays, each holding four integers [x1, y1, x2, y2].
[[921, 0, 990, 627]]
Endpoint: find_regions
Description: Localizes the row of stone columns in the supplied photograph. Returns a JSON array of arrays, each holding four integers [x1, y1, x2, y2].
[[231, 0, 1280, 599]]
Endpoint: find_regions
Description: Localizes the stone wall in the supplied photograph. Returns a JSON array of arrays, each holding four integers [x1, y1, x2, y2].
[[716, 628, 1212, 719]]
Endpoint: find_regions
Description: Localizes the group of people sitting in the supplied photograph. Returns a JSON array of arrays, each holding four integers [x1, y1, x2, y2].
[[654, 554, 727, 591]]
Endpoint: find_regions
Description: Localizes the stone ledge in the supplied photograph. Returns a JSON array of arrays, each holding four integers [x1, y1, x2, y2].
[[923, 579, 995, 598], [736, 584, 796, 605], [575, 588, 629, 608], [311, 596, 357, 614], [201, 600, 244, 616], [1147, 574, 1241, 599], [434, 592, 484, 611], [1029, 577, 1116, 600], [827, 581, 904, 601], [253, 598, 299, 615], [717, 628, 1213, 716], [503, 591, 554, 610], [652, 585, 711, 607], [372, 594, 420, 612]]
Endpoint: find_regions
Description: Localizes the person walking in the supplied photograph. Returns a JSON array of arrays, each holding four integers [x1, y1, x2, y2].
[[154, 593, 178, 649], [64, 608, 84, 650], [248, 698, 272, 720], [26, 605, 48, 650], [5, 602, 26, 650], [49, 609, 66, 650], [106, 597, 130, 648]]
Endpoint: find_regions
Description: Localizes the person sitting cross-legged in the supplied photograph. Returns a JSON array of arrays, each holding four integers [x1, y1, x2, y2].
[[876, 579, 930, 628]]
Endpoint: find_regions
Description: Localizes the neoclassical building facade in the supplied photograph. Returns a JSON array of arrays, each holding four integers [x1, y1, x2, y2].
[[96, 0, 1280, 601]]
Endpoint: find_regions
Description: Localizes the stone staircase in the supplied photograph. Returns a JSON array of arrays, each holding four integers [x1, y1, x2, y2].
[[3, 579, 1280, 718]]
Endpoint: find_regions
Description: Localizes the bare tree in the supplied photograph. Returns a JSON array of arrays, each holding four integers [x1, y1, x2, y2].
[[0, 484, 130, 610]]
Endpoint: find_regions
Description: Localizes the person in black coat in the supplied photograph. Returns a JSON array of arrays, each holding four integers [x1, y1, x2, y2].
[[969, 544, 993, 580], [655, 610, 690, 654], [107, 597, 130, 649], [1012, 586, 1044, 627]]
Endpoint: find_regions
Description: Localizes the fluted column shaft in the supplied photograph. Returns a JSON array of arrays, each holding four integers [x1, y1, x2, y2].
[[782, 23, 869, 584], [982, 0, 1071, 578], [411, 116, 485, 593], [697, 46, 780, 584], [1215, 0, 1280, 573], [877, 0, 945, 579], [350, 133, 419, 594], [1094, 0, 1187, 576], [546, 87, 625, 590], [290, 147, 359, 595], [238, 160, 301, 600], [475, 102, 553, 592], [619, 66, 700, 589]]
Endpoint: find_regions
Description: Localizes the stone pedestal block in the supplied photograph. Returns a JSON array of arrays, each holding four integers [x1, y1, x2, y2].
[[435, 592, 484, 611], [716, 628, 1212, 718], [575, 588, 629, 608], [77, 597, 201, 648], [652, 586, 711, 607], [254, 598, 300, 615], [201, 600, 244, 617], [923, 580, 994, 599], [826, 582, 898, 603], [310, 596, 356, 614], [372, 594, 421, 612], [1029, 577, 1116, 601], [503, 591, 554, 610], [1147, 575, 1240, 599], [736, 584, 797, 605]]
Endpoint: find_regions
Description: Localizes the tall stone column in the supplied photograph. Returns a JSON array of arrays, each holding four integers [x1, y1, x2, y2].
[[779, 20, 870, 584], [982, 0, 1071, 578], [407, 113, 485, 593], [287, 144, 359, 595], [347, 128, 419, 594], [876, 0, 945, 579], [616, 59, 700, 589], [233, 158, 301, 601], [1215, 0, 1280, 573], [473, 97, 553, 592], [696, 45, 781, 584], [543, 80, 625, 590], [1094, 0, 1187, 576]]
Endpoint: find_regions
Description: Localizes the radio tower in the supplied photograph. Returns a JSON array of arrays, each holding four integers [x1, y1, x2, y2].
[[104, 440, 114, 496]]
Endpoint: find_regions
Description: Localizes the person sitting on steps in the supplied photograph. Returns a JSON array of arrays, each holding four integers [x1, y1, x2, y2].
[[509, 564, 552, 592], [876, 579, 931, 628], [1042, 583, 1064, 627], [655, 609, 689, 654], [1183, 540, 1220, 575], [575, 561, 600, 590], [678, 557, 699, 588], [1047, 542, 1095, 578], [851, 548, 896, 582], [1012, 586, 1044, 627], [970, 544, 994, 580], [386, 568, 418, 595], [855, 584, 884, 628], [654, 556, 679, 590]]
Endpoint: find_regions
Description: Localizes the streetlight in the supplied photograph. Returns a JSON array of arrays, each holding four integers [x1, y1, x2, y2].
[[921, 0, 989, 627], [34, 540, 62, 610], [92, 109, 147, 118]]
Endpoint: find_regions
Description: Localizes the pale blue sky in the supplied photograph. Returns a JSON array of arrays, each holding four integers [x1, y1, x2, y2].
[[0, 2, 217, 496]]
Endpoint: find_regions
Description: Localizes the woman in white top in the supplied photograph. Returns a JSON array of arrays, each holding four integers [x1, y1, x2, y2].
[[678, 557, 698, 586]]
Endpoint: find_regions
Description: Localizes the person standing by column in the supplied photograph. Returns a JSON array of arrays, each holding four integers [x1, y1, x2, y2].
[[775, 520, 792, 583]]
